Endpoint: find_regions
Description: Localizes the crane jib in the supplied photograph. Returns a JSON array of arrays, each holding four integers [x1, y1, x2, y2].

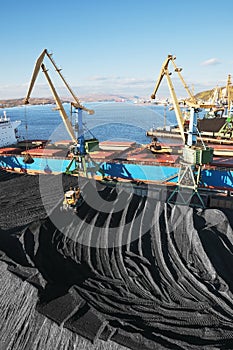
[[23, 49, 95, 146]]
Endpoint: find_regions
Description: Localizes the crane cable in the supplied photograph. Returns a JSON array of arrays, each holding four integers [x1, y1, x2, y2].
[[24, 105, 28, 149]]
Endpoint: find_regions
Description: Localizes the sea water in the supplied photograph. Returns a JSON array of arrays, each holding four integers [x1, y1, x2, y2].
[[5, 102, 177, 145]]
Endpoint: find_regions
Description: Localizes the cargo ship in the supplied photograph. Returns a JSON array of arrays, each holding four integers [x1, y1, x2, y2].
[[0, 50, 233, 210], [1, 129, 233, 209]]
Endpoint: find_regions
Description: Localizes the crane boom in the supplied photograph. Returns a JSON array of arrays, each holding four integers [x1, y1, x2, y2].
[[151, 55, 185, 142], [24, 49, 97, 147], [151, 54, 197, 104], [170, 57, 197, 104], [24, 49, 94, 114], [24, 49, 47, 105], [151, 55, 220, 144], [151, 55, 173, 99], [45, 51, 94, 115], [41, 64, 77, 143]]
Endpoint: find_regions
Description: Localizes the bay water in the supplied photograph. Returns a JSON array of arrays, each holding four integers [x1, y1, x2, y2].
[[5, 102, 177, 145]]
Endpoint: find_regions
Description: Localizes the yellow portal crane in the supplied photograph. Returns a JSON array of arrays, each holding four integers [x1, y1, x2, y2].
[[24, 49, 94, 145], [151, 55, 188, 142], [151, 54, 218, 144], [151, 55, 214, 208]]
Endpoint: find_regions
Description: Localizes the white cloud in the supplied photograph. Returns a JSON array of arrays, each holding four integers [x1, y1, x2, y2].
[[200, 58, 221, 66], [87, 75, 152, 85], [87, 76, 110, 81], [1, 74, 225, 101], [80, 75, 154, 96]]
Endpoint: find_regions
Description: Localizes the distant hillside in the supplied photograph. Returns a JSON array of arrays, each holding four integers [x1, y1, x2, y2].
[[195, 89, 214, 101], [195, 86, 233, 102], [0, 94, 132, 108], [0, 97, 79, 108], [0, 98, 58, 108]]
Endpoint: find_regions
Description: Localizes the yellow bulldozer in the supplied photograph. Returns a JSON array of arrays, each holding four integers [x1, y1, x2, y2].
[[62, 186, 83, 212]]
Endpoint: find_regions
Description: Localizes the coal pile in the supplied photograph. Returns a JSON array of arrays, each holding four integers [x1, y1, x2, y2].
[[1, 170, 233, 349]]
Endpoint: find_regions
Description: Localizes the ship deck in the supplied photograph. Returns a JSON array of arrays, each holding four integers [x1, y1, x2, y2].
[[1, 139, 233, 168]]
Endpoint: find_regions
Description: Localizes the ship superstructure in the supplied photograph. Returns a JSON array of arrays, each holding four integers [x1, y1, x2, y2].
[[0, 111, 21, 147]]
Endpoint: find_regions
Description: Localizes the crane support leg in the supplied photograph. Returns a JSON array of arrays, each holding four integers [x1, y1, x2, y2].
[[167, 163, 205, 208], [77, 108, 86, 156], [187, 108, 199, 146]]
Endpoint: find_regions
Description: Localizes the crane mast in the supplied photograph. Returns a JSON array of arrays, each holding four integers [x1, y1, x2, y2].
[[41, 63, 77, 143]]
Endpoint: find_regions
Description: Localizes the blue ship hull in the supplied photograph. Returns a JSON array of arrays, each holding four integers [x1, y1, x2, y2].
[[0, 154, 233, 190]]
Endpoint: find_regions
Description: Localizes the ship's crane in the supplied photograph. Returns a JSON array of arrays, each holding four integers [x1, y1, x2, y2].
[[151, 55, 214, 207], [24, 49, 94, 159]]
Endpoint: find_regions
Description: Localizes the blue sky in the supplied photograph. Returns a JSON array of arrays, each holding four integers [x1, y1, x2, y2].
[[1, 0, 233, 99]]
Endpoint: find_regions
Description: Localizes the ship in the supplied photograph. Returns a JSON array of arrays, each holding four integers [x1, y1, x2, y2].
[[0, 110, 21, 147], [0, 50, 233, 210]]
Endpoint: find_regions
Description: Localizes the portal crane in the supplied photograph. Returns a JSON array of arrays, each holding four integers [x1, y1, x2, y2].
[[24, 49, 94, 173], [151, 54, 217, 145], [151, 55, 186, 143], [24, 49, 94, 115], [151, 55, 214, 207]]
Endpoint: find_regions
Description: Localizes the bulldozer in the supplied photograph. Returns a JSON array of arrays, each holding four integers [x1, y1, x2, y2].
[[62, 186, 83, 212]]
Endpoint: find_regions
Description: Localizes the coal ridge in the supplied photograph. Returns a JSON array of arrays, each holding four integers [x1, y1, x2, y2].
[[1, 171, 233, 349]]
